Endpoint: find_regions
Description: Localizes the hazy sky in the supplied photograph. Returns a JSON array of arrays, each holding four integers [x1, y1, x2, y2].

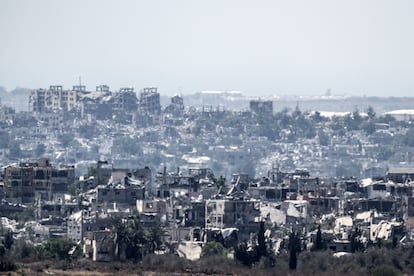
[[1, 0, 413, 96]]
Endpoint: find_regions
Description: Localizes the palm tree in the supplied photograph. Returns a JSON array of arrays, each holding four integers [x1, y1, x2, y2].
[[108, 216, 129, 261], [146, 222, 166, 254], [127, 217, 147, 260], [108, 216, 166, 261]]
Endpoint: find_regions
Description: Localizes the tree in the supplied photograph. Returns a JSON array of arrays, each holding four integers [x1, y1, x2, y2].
[[0, 245, 5, 258], [352, 108, 363, 127], [375, 145, 394, 161], [257, 221, 267, 258], [372, 264, 400, 276], [314, 225, 324, 251], [289, 240, 297, 270], [35, 143, 46, 157], [201, 242, 225, 257], [367, 106, 376, 120], [350, 227, 364, 253], [234, 243, 254, 267], [8, 141, 22, 159], [362, 121, 376, 135], [403, 129, 414, 147], [43, 238, 79, 260], [0, 131, 9, 149], [377, 114, 396, 124], [318, 130, 330, 146], [311, 111, 323, 123], [108, 217, 129, 261], [11, 239, 35, 259], [3, 231, 13, 251], [214, 175, 226, 190], [288, 231, 301, 270], [58, 133, 75, 148], [113, 136, 143, 156], [147, 222, 166, 254], [85, 166, 98, 178], [276, 108, 291, 129], [126, 217, 147, 260], [108, 216, 155, 261]]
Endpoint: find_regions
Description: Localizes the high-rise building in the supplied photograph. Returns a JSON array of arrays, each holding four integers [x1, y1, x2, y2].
[[139, 87, 161, 115], [29, 88, 47, 113], [29, 85, 78, 113], [4, 158, 75, 203], [113, 87, 138, 113]]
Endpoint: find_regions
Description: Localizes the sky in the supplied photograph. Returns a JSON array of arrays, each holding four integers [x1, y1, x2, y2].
[[1, 0, 413, 97]]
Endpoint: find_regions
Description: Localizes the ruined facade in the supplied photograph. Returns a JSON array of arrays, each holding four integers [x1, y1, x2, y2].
[[140, 87, 161, 115], [4, 158, 75, 203], [249, 99, 273, 116], [29, 85, 78, 113]]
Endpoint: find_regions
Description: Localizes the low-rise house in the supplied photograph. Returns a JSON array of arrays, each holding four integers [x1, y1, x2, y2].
[[345, 198, 396, 214], [155, 167, 202, 198], [370, 218, 404, 243], [387, 168, 414, 184], [327, 238, 351, 253], [282, 199, 308, 225], [67, 210, 87, 244], [136, 199, 168, 222], [205, 199, 260, 237], [306, 196, 339, 216], [96, 183, 145, 206], [365, 181, 391, 199]]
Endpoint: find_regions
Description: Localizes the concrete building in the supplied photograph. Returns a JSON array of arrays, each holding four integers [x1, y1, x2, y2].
[[29, 88, 47, 113], [205, 199, 260, 230], [96, 183, 145, 205], [84, 230, 113, 262], [140, 87, 161, 115], [29, 85, 78, 113], [72, 85, 87, 93], [164, 95, 184, 117], [249, 99, 273, 116], [387, 168, 414, 184], [67, 210, 90, 244], [113, 87, 138, 114], [78, 89, 113, 120], [4, 158, 75, 203], [136, 199, 168, 222], [0, 105, 15, 122], [37, 111, 64, 128], [96, 85, 110, 93]]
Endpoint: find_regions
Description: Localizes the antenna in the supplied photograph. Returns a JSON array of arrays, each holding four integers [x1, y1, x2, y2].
[[79, 76, 82, 87]]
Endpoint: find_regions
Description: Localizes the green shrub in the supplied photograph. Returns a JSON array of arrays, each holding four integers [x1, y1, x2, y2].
[[142, 254, 188, 272], [0, 259, 17, 272], [201, 241, 225, 257], [372, 264, 400, 276]]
